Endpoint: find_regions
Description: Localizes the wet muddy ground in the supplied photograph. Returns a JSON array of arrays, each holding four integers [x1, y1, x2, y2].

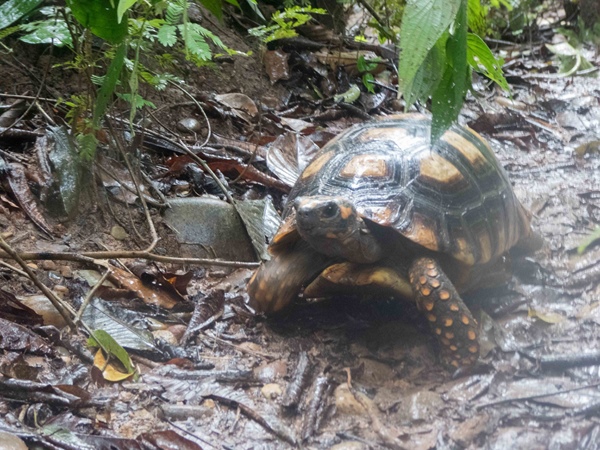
[[0, 6, 600, 450]]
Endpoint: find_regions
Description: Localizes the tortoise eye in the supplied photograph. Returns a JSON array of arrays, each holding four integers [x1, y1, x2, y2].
[[322, 203, 338, 218]]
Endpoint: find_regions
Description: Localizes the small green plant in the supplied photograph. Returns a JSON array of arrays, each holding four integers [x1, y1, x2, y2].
[[248, 6, 326, 42], [357, 55, 382, 93], [0, 0, 244, 161]]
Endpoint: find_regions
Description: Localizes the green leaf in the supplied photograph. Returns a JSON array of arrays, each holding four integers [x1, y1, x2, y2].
[[180, 23, 212, 60], [199, 0, 224, 20], [578, 227, 600, 254], [334, 84, 361, 103], [467, 33, 509, 91], [87, 329, 135, 374], [403, 38, 445, 107], [431, 0, 468, 142], [78, 132, 99, 162], [66, 0, 128, 44], [19, 18, 72, 47], [0, 25, 21, 40], [93, 41, 127, 129], [398, 0, 461, 98], [362, 73, 375, 93], [117, 0, 137, 23], [243, 0, 264, 21], [117, 93, 156, 110], [157, 24, 177, 46], [0, 0, 42, 30]]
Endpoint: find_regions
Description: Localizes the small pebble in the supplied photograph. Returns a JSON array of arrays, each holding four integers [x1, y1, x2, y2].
[[177, 117, 202, 134], [0, 431, 27, 450], [152, 329, 178, 345], [41, 260, 57, 271], [59, 265, 73, 278], [261, 383, 282, 400], [111, 225, 128, 240]]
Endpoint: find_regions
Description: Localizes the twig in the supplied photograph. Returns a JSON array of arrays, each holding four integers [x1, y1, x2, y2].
[[475, 380, 600, 410], [0, 93, 58, 103], [95, 163, 164, 207], [0, 259, 28, 277], [168, 83, 212, 148], [199, 333, 275, 358], [75, 268, 112, 324], [163, 83, 238, 205], [107, 120, 159, 254], [0, 234, 77, 330], [0, 249, 259, 268], [356, 0, 388, 30]]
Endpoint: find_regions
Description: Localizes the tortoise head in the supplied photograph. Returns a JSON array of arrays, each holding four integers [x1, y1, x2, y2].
[[294, 196, 384, 263]]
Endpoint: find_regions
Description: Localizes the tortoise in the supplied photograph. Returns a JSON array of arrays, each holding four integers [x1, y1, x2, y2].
[[247, 113, 536, 369]]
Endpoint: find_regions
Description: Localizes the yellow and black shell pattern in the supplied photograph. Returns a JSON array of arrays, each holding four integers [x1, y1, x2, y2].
[[285, 114, 531, 267]]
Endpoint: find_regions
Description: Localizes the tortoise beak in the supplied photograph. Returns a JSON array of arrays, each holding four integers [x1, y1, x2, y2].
[[294, 197, 317, 231]]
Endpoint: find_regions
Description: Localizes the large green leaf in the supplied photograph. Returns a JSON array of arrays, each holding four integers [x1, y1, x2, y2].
[[467, 33, 509, 91], [398, 0, 461, 99], [431, 0, 468, 142], [403, 36, 446, 107], [117, 0, 137, 23], [199, 0, 223, 20], [0, 0, 42, 30], [66, 0, 128, 44], [93, 41, 127, 129]]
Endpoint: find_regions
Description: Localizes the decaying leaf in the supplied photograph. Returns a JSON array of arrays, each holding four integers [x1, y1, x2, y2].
[[266, 132, 320, 187], [0, 317, 53, 355], [46, 125, 82, 217], [214, 93, 259, 123], [315, 50, 384, 76], [106, 265, 186, 309], [79, 297, 165, 356], [0, 289, 44, 326], [263, 49, 290, 84], [234, 198, 281, 260], [181, 290, 225, 344], [575, 141, 600, 157], [528, 308, 565, 324], [0, 157, 53, 236]]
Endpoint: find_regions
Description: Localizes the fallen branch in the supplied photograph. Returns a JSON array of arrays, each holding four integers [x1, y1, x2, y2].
[[0, 249, 259, 268]]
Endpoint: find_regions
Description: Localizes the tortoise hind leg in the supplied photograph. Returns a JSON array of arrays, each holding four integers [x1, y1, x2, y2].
[[409, 257, 480, 369]]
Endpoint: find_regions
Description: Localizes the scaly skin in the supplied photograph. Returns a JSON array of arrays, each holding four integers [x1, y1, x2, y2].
[[409, 257, 480, 369], [247, 241, 332, 314]]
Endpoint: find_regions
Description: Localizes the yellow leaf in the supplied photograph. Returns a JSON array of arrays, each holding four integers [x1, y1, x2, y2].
[[528, 308, 565, 324], [93, 349, 134, 382]]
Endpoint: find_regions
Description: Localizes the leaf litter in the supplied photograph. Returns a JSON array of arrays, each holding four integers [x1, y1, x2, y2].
[[0, 3, 599, 449]]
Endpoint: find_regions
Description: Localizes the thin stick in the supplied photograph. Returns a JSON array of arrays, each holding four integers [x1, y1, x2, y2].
[[0, 249, 259, 268], [75, 268, 112, 324], [0, 235, 77, 330]]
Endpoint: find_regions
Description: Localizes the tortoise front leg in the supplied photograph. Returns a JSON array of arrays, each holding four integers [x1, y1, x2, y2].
[[409, 257, 480, 369], [247, 241, 331, 314]]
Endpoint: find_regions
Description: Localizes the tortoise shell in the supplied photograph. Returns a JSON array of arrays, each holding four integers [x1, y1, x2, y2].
[[273, 113, 531, 267]]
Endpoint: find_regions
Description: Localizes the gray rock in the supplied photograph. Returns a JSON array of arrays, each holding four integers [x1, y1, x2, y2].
[[163, 197, 256, 261]]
